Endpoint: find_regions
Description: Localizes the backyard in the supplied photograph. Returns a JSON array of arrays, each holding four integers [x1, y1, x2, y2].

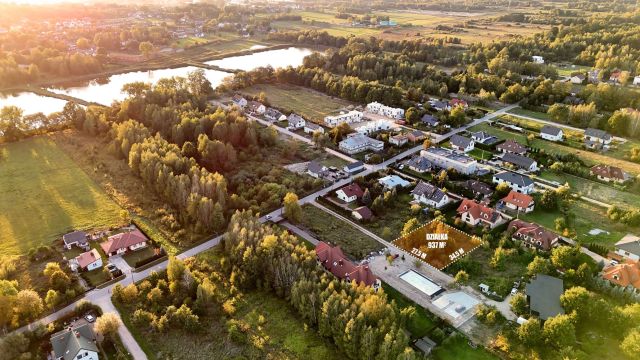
[[241, 83, 355, 124], [298, 204, 383, 259], [0, 136, 123, 256]]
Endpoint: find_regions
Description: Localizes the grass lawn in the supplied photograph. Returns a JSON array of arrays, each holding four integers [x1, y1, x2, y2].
[[0, 136, 123, 256], [382, 282, 438, 338], [468, 148, 493, 160], [122, 247, 157, 268], [552, 64, 592, 77], [364, 193, 428, 241], [299, 204, 383, 259], [241, 83, 355, 124], [521, 199, 638, 247], [82, 267, 111, 287], [469, 122, 640, 175], [536, 170, 640, 210], [506, 107, 551, 121], [432, 333, 498, 360]]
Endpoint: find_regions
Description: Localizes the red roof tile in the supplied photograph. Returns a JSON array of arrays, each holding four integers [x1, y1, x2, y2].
[[101, 230, 147, 254], [502, 191, 534, 208]]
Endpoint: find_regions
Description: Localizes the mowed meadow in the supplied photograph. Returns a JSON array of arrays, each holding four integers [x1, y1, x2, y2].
[[0, 136, 122, 256]]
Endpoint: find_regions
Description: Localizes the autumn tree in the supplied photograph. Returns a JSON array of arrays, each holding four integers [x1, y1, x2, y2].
[[95, 313, 121, 342], [283, 192, 302, 223]]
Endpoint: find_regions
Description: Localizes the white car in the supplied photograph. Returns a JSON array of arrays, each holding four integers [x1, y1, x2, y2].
[[265, 215, 272, 220], [84, 314, 96, 323], [511, 288, 518, 296]]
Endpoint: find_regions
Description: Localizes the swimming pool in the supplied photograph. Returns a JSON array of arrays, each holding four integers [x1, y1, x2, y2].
[[399, 270, 444, 298]]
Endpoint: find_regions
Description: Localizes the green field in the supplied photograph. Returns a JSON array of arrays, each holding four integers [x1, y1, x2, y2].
[[299, 204, 383, 259], [432, 334, 498, 360], [241, 83, 355, 124], [552, 64, 593, 77], [0, 137, 123, 256], [468, 122, 640, 175], [537, 170, 640, 210], [506, 107, 551, 121], [521, 199, 636, 247]]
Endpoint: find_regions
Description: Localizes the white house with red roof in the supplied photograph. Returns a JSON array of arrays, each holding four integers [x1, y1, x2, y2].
[[101, 230, 148, 257], [457, 198, 507, 229], [501, 191, 535, 213], [335, 183, 364, 203], [72, 249, 102, 272]]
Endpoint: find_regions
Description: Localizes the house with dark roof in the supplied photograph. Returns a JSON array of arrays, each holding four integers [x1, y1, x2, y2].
[[540, 125, 563, 142], [315, 241, 380, 289], [51, 323, 99, 360], [525, 275, 564, 320], [344, 161, 365, 174], [570, 73, 586, 84], [352, 206, 373, 221], [508, 219, 558, 251], [456, 198, 506, 229], [501, 191, 535, 213], [287, 113, 306, 130], [462, 180, 493, 199], [411, 181, 449, 208], [590, 164, 631, 183], [63, 231, 89, 251], [496, 139, 527, 156], [101, 230, 148, 257], [584, 128, 612, 150], [501, 153, 538, 172], [407, 156, 432, 173], [307, 160, 327, 179], [421, 114, 439, 127], [450, 134, 474, 153], [428, 99, 449, 111], [471, 131, 498, 145], [264, 108, 286, 122], [492, 171, 534, 194], [335, 183, 364, 203], [615, 234, 640, 261], [246, 101, 266, 115]]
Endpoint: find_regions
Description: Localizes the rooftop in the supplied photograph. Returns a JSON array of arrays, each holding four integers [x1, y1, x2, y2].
[[494, 171, 534, 187], [423, 147, 476, 164], [525, 274, 564, 320]]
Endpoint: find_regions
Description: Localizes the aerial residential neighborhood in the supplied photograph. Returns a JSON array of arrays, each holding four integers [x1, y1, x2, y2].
[[1, 1, 640, 360]]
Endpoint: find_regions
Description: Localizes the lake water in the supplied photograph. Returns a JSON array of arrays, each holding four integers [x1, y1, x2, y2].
[[0, 92, 68, 116], [206, 47, 313, 71], [1, 47, 312, 113], [48, 66, 230, 105]]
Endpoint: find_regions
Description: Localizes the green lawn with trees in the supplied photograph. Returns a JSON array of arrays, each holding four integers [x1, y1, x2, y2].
[[298, 204, 383, 259], [0, 136, 123, 256]]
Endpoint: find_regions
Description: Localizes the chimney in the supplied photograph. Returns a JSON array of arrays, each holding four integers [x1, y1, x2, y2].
[[338, 259, 343, 266]]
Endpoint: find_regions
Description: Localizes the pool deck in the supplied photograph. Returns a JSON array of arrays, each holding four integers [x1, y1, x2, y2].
[[370, 254, 479, 329]]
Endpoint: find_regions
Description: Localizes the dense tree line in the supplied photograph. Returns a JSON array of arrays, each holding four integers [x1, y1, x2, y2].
[[222, 211, 420, 360]]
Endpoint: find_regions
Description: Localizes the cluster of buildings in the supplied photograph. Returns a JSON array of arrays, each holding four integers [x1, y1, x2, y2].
[[427, 98, 468, 112], [64, 229, 149, 273]]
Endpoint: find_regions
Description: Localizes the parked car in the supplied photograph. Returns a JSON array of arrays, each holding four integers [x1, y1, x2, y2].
[[511, 288, 518, 296], [84, 314, 96, 323]]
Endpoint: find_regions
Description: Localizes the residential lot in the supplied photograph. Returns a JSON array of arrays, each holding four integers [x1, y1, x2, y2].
[[0, 136, 123, 256], [241, 83, 355, 124], [298, 203, 383, 259]]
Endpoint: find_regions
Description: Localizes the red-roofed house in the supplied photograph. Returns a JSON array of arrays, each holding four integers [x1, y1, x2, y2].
[[457, 198, 506, 228], [352, 206, 373, 221], [72, 249, 102, 271], [315, 242, 380, 289], [335, 183, 364, 203], [101, 230, 148, 257], [602, 260, 640, 289], [590, 164, 631, 183], [508, 219, 559, 251], [449, 98, 468, 108], [501, 191, 535, 213]]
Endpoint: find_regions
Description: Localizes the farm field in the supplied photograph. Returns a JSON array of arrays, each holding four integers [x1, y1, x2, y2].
[[273, 10, 547, 44], [241, 83, 355, 123], [468, 122, 640, 175], [536, 170, 640, 210], [0, 136, 123, 256], [506, 107, 551, 121], [298, 204, 383, 259]]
